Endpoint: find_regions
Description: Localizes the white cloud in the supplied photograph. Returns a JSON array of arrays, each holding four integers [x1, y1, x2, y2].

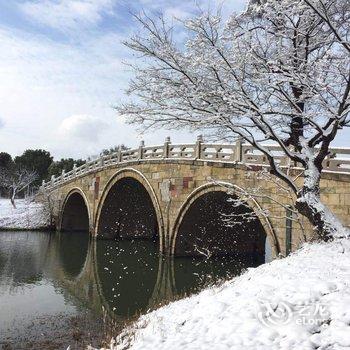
[[0, 25, 136, 158], [213, 0, 248, 13], [58, 114, 108, 141], [0, 118, 4, 129], [137, 0, 247, 19], [0, 22, 193, 159], [163, 7, 190, 20], [20, 0, 114, 31]]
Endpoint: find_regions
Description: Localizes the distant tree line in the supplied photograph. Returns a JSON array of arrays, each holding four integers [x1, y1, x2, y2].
[[0, 144, 128, 206], [99, 144, 129, 157]]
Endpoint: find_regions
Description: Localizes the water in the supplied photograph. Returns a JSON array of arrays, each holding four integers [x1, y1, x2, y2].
[[0, 231, 266, 349]]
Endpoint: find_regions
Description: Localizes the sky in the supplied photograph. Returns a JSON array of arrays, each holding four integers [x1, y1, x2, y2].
[[0, 0, 247, 160], [0, 0, 348, 160]]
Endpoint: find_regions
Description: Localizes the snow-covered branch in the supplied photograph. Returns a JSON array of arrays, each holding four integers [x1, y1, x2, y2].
[[118, 0, 350, 239]]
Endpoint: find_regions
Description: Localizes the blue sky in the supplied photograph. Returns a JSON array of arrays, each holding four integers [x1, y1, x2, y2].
[[0, 0, 249, 159], [0, 0, 348, 159]]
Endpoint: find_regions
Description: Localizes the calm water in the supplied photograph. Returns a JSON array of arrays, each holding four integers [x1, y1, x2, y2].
[[0, 231, 268, 349]]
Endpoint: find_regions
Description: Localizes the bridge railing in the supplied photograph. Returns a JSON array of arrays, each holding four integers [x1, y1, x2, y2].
[[41, 137, 350, 190]]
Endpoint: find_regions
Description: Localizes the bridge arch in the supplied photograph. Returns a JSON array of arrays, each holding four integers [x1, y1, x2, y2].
[[170, 182, 280, 259], [95, 168, 164, 252], [59, 188, 91, 233]]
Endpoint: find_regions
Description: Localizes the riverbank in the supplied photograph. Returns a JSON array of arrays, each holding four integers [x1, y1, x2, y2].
[[0, 198, 51, 230], [107, 236, 350, 350]]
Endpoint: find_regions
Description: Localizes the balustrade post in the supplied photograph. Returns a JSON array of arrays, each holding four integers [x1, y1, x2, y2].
[[73, 164, 77, 175], [195, 134, 203, 159], [163, 136, 171, 158], [117, 149, 122, 162], [235, 139, 243, 162], [61, 169, 65, 179], [138, 140, 145, 160], [99, 157, 104, 167], [51, 175, 55, 186]]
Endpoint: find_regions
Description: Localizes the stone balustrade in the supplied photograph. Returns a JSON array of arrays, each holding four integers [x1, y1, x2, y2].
[[42, 138, 350, 191]]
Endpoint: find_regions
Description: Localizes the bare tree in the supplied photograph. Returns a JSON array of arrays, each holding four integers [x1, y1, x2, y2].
[[38, 187, 58, 227], [0, 167, 37, 208], [118, 0, 350, 239]]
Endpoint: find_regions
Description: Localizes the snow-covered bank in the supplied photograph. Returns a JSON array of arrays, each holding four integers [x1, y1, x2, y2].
[[0, 198, 50, 230], [106, 238, 350, 350]]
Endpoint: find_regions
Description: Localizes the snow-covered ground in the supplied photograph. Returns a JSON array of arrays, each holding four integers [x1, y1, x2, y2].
[[0, 198, 50, 230], [104, 237, 350, 350]]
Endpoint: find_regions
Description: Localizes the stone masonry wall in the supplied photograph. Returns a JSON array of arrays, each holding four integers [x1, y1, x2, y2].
[[46, 160, 350, 258]]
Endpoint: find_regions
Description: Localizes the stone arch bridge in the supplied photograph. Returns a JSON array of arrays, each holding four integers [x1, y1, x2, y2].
[[39, 138, 350, 259]]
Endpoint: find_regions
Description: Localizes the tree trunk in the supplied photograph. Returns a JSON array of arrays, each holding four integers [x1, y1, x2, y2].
[[295, 177, 348, 240], [10, 189, 17, 209]]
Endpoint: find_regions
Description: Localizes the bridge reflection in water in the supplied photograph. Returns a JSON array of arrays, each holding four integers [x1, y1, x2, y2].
[[50, 232, 267, 321], [55, 176, 269, 323], [0, 230, 269, 347]]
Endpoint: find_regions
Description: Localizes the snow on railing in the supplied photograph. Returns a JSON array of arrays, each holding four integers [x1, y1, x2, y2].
[[41, 136, 350, 190]]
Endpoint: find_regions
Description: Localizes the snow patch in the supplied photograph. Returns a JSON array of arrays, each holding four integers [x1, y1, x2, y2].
[[0, 198, 50, 230], [101, 239, 350, 350]]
